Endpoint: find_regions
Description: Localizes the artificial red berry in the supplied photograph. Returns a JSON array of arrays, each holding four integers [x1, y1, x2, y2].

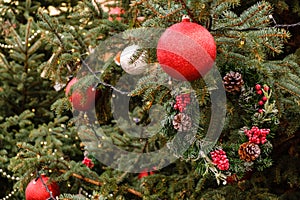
[[263, 85, 269, 92], [258, 100, 264, 106], [255, 84, 261, 91], [262, 96, 268, 102], [256, 90, 263, 95]]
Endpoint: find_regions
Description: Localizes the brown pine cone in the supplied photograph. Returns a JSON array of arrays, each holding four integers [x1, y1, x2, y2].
[[238, 142, 261, 162], [223, 71, 244, 93], [173, 113, 192, 132]]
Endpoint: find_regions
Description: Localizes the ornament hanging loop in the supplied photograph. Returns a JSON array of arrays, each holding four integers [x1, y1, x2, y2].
[[182, 15, 191, 22]]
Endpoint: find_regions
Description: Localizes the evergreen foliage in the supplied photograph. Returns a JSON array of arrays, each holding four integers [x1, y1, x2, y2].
[[0, 0, 299, 199]]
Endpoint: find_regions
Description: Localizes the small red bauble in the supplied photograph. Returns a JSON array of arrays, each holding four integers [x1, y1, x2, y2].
[[138, 168, 156, 179], [65, 78, 96, 111], [138, 170, 149, 179], [25, 175, 60, 200], [157, 16, 216, 81], [108, 7, 124, 21]]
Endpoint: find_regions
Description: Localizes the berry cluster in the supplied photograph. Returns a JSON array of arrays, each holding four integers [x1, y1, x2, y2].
[[173, 93, 191, 112], [255, 84, 269, 113], [244, 126, 270, 144], [82, 157, 94, 169], [210, 149, 230, 171]]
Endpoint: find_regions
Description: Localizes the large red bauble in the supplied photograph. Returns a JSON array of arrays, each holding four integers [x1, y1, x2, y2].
[[157, 16, 216, 81], [25, 175, 60, 200], [65, 78, 96, 111]]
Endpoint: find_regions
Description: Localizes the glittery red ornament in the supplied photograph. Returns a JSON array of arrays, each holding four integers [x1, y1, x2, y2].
[[25, 175, 60, 200], [65, 78, 96, 111], [157, 16, 216, 81]]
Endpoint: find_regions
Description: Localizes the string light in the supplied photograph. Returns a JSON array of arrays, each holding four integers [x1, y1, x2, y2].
[[0, 30, 41, 49], [0, 169, 20, 181], [269, 14, 300, 28], [0, 169, 20, 200], [80, 188, 92, 199], [0, 189, 17, 200]]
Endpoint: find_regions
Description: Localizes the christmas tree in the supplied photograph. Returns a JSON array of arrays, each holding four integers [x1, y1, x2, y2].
[[0, 0, 300, 199]]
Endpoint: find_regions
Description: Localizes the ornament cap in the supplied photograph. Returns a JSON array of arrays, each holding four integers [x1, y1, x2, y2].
[[182, 15, 191, 22]]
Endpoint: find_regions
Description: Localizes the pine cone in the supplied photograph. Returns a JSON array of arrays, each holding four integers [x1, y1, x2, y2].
[[173, 113, 192, 132], [238, 142, 261, 162], [223, 71, 244, 93]]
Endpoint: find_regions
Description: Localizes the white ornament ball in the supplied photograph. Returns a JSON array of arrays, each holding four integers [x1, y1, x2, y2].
[[120, 45, 147, 75]]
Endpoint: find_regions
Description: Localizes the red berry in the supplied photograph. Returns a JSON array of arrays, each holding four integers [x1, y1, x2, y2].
[[262, 96, 268, 102], [179, 107, 184, 112], [258, 100, 264, 106], [255, 84, 261, 91], [263, 85, 269, 91], [258, 109, 263, 113], [256, 90, 263, 95]]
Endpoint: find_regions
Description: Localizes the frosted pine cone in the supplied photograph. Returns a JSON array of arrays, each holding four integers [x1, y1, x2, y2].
[[223, 71, 244, 93], [238, 142, 261, 162], [173, 113, 192, 132]]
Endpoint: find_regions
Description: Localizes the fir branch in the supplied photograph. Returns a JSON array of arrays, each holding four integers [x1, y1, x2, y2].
[[57, 169, 143, 197], [175, 0, 196, 22], [81, 59, 129, 95], [144, 2, 182, 19], [130, 0, 148, 7], [37, 10, 65, 49]]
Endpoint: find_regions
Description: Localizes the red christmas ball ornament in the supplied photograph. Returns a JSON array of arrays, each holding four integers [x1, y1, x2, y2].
[[65, 78, 96, 111], [157, 15, 216, 81], [25, 175, 60, 200], [138, 168, 156, 179], [138, 170, 149, 179], [108, 7, 124, 21]]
